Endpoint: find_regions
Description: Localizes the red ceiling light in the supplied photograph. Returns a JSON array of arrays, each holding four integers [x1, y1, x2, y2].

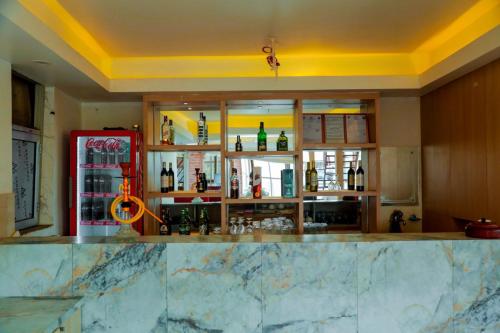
[[262, 38, 280, 78]]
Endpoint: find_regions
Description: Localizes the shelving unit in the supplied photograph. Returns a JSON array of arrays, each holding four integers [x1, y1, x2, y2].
[[143, 92, 380, 235]]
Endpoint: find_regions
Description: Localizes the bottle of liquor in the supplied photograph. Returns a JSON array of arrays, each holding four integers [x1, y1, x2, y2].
[[195, 168, 204, 193], [347, 162, 355, 191], [235, 135, 243, 152], [201, 173, 208, 192], [310, 161, 318, 192], [161, 115, 169, 144], [197, 113, 204, 145], [159, 205, 172, 235], [252, 166, 262, 199], [161, 162, 169, 193], [276, 131, 288, 151], [281, 164, 294, 198], [230, 168, 239, 199], [198, 208, 209, 235], [179, 208, 191, 235], [168, 120, 175, 145], [168, 162, 175, 192], [305, 162, 311, 191], [356, 160, 365, 192], [257, 122, 267, 151], [203, 115, 208, 144]]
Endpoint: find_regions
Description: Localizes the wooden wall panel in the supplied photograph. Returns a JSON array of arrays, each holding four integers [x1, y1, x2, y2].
[[422, 57, 500, 231]]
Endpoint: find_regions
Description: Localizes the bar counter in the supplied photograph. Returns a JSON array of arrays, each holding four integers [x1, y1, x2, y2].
[[0, 233, 497, 332]]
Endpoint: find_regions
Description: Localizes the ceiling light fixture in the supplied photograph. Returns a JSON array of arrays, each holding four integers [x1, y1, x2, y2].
[[32, 60, 51, 65], [262, 38, 280, 78]]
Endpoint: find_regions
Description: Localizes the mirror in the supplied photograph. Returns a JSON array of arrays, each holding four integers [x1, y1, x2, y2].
[[380, 147, 419, 206]]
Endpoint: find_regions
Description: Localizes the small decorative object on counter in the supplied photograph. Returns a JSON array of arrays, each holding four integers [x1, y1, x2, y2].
[[161, 115, 169, 144], [167, 162, 175, 192], [281, 164, 294, 198], [257, 121, 267, 151], [347, 162, 355, 190], [177, 181, 184, 191], [465, 218, 500, 239], [230, 168, 239, 199], [305, 162, 311, 191], [198, 207, 209, 235], [168, 120, 175, 144], [159, 205, 172, 235], [179, 208, 191, 235], [235, 135, 243, 151], [276, 130, 288, 151], [389, 210, 405, 233], [310, 161, 318, 192], [356, 160, 364, 192], [161, 162, 168, 193], [252, 166, 262, 199]]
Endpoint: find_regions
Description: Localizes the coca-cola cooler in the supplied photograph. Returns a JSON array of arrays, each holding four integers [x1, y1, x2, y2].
[[69, 130, 143, 236]]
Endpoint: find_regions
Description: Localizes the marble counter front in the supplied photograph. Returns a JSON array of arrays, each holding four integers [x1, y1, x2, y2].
[[0, 233, 497, 333]]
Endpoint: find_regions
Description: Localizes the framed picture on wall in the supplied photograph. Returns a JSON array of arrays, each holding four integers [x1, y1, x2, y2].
[[302, 115, 323, 143], [346, 115, 369, 143], [324, 115, 345, 143]]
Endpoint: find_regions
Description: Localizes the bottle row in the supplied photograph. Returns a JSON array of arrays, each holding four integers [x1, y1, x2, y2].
[[159, 205, 211, 236], [236, 122, 289, 152], [85, 145, 129, 164], [304, 160, 365, 192], [83, 172, 114, 193]]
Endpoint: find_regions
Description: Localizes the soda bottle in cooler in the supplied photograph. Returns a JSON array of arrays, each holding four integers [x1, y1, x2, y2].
[[101, 146, 108, 165], [84, 171, 93, 193], [108, 146, 116, 165], [86, 147, 94, 164], [93, 173, 100, 193], [98, 174, 105, 193]]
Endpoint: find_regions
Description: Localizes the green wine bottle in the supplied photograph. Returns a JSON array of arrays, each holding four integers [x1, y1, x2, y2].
[[276, 131, 288, 151], [179, 208, 191, 235], [257, 122, 267, 151]]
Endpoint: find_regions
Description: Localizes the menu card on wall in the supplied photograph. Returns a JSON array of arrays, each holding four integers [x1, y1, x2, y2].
[[303, 115, 322, 143], [325, 115, 345, 143], [346, 115, 368, 143]]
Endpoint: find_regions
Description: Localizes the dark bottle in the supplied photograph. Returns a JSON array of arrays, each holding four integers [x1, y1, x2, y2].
[[161, 162, 169, 193], [84, 172, 93, 193], [347, 162, 355, 191], [98, 174, 105, 193], [198, 208, 209, 235], [201, 173, 208, 191], [101, 147, 108, 165], [310, 161, 318, 192], [235, 135, 243, 152], [356, 161, 365, 192], [305, 162, 311, 191], [93, 173, 100, 193], [195, 168, 202, 193], [86, 148, 94, 164], [276, 131, 288, 151], [168, 162, 175, 192], [230, 168, 239, 199], [179, 208, 191, 235], [257, 122, 267, 151], [159, 205, 172, 235]]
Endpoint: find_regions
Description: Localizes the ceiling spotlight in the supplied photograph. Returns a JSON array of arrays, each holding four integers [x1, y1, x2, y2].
[[262, 38, 280, 78], [183, 102, 188, 105], [32, 60, 51, 65], [188, 107, 192, 110]]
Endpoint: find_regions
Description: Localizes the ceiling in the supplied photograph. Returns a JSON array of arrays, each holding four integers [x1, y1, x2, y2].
[[58, 0, 479, 57]]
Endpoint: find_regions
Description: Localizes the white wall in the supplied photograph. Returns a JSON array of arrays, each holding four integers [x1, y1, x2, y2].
[[379, 96, 422, 232], [35, 87, 81, 236], [81, 102, 142, 130]]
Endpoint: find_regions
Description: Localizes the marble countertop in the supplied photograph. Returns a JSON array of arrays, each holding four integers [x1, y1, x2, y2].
[[0, 232, 477, 245], [0, 297, 82, 333]]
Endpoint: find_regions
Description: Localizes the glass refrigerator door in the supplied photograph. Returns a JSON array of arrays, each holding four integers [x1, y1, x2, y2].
[[76, 135, 131, 236]]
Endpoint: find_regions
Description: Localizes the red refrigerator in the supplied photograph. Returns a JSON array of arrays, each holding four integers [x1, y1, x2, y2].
[[69, 130, 143, 236]]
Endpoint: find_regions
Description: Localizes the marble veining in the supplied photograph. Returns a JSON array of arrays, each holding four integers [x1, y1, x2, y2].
[[73, 243, 167, 333], [167, 243, 262, 333], [452, 240, 500, 333], [357, 241, 454, 333], [262, 243, 357, 333]]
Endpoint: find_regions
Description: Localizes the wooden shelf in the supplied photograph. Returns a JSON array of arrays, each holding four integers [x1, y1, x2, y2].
[[302, 143, 376, 150], [226, 151, 298, 158], [148, 190, 222, 198], [147, 144, 221, 152], [225, 197, 300, 204], [303, 190, 378, 197]]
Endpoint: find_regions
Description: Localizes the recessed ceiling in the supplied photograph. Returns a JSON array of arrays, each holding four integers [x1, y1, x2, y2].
[[58, 0, 479, 57]]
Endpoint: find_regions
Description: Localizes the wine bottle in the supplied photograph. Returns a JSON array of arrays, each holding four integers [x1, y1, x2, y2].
[[257, 122, 267, 151], [179, 208, 191, 235], [168, 120, 175, 145], [161, 115, 169, 144], [276, 131, 288, 151], [356, 160, 365, 192], [168, 162, 175, 192], [310, 160, 318, 192], [252, 166, 262, 199], [235, 135, 243, 152], [195, 168, 203, 193], [230, 168, 239, 199], [201, 173, 208, 192], [198, 208, 209, 235], [347, 162, 355, 191], [203, 115, 208, 144], [281, 164, 294, 198], [159, 205, 172, 235], [197, 113, 204, 145], [161, 162, 168, 193], [305, 162, 311, 191]]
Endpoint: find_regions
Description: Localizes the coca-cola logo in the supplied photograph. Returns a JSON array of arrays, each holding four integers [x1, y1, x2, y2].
[[85, 138, 122, 151]]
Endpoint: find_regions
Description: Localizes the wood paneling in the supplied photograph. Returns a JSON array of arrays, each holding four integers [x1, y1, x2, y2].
[[421, 57, 500, 231]]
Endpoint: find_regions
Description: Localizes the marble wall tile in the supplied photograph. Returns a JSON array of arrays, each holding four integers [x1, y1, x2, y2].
[[357, 241, 453, 333], [452, 240, 500, 333], [0, 244, 72, 296], [262, 243, 357, 333], [72, 243, 167, 333], [167, 243, 262, 333]]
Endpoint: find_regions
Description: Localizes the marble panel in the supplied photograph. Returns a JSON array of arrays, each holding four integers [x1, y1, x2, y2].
[[452, 240, 500, 333], [167, 243, 262, 332], [262, 243, 357, 333], [0, 244, 72, 296], [357, 241, 454, 333], [72, 243, 167, 333]]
